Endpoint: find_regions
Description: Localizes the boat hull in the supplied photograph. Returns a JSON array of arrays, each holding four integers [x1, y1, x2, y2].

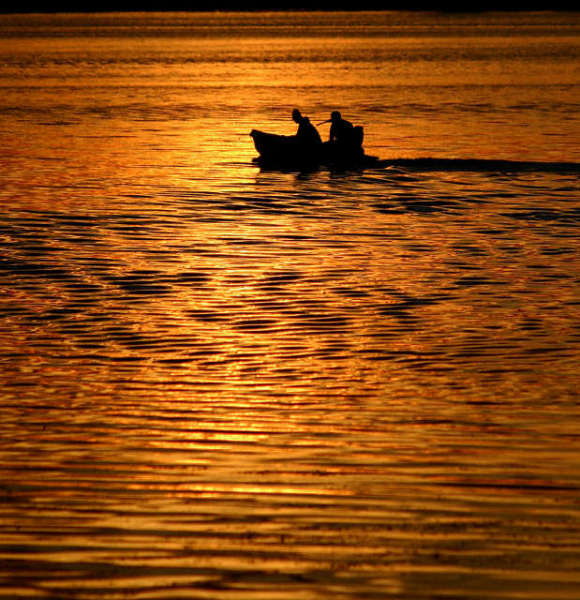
[[250, 129, 379, 170]]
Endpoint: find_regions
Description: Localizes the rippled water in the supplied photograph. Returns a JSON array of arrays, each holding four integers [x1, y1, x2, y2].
[[1, 11, 579, 600]]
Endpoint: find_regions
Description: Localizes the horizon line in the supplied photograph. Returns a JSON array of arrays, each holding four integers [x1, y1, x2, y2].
[[1, 7, 578, 15]]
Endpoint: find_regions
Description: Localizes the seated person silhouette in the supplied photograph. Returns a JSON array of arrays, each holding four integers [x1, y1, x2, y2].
[[324, 111, 364, 158], [328, 111, 354, 144], [292, 108, 322, 148]]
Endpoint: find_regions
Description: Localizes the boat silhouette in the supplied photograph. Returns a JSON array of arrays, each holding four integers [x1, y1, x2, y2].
[[250, 128, 383, 171]]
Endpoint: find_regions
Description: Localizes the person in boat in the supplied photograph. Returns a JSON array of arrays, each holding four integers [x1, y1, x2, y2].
[[327, 110, 354, 145], [321, 110, 364, 158], [292, 108, 322, 148]]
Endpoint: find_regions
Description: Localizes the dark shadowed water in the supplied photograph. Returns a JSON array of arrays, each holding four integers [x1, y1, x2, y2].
[[0, 10, 579, 600]]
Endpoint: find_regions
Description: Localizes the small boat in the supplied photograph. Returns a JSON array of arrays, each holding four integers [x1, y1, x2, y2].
[[250, 128, 382, 171]]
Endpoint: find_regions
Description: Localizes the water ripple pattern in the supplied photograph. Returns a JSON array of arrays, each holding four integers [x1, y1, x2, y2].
[[0, 11, 579, 600]]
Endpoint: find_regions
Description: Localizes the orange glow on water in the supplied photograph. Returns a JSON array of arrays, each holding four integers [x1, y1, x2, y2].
[[1, 11, 580, 600]]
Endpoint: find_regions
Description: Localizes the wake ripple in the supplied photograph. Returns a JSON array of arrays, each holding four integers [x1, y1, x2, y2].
[[382, 157, 580, 174]]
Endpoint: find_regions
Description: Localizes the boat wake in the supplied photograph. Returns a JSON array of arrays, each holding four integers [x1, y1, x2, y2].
[[382, 157, 580, 174]]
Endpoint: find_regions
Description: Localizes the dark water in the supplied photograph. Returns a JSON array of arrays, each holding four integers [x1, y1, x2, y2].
[[1, 11, 579, 600]]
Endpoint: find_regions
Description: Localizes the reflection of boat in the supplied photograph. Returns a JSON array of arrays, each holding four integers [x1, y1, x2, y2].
[[250, 129, 383, 170]]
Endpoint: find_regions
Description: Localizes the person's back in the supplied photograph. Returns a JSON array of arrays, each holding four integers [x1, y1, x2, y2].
[[292, 108, 322, 148], [297, 117, 322, 146]]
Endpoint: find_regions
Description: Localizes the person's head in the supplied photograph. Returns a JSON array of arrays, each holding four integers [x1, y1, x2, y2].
[[331, 111, 341, 122], [292, 108, 302, 123]]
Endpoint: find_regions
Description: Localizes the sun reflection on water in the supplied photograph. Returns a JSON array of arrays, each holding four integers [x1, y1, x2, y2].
[[1, 10, 580, 600]]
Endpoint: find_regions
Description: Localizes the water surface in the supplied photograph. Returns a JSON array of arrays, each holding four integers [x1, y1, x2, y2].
[[0, 11, 579, 600]]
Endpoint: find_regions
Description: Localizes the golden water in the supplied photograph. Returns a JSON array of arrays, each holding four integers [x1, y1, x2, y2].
[[0, 11, 579, 599]]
